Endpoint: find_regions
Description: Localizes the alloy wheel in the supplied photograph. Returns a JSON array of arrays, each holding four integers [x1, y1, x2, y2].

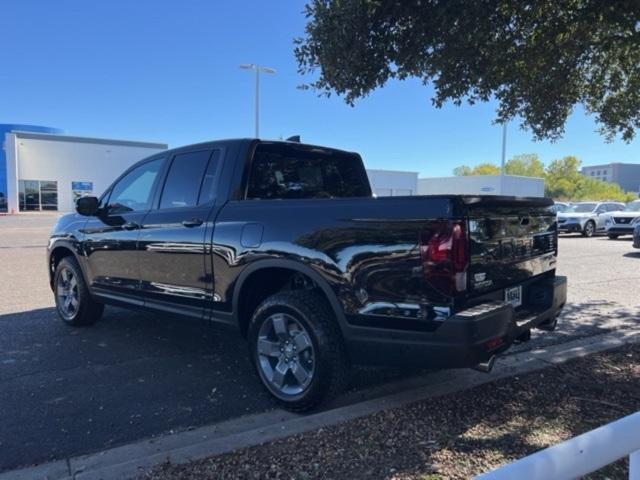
[[57, 267, 80, 319], [256, 312, 315, 396], [585, 222, 595, 237]]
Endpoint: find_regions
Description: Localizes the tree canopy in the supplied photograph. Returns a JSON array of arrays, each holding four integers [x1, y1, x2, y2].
[[453, 163, 501, 176], [454, 154, 545, 177], [453, 154, 637, 201], [504, 154, 546, 178], [295, 1, 640, 141]]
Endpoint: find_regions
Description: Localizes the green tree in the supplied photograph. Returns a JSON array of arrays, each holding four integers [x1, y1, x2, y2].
[[544, 156, 583, 198], [453, 163, 501, 176], [505, 154, 546, 178], [473, 163, 502, 176], [452, 165, 472, 176], [543, 155, 635, 201], [545, 156, 582, 180], [295, 1, 640, 141]]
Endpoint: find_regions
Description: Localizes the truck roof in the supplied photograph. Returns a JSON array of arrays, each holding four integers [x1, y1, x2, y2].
[[165, 138, 358, 157]]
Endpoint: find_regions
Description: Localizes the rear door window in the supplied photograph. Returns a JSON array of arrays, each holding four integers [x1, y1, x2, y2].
[[159, 150, 212, 209], [246, 143, 371, 199]]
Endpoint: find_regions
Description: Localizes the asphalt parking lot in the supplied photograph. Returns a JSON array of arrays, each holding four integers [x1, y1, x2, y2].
[[1, 214, 639, 473]]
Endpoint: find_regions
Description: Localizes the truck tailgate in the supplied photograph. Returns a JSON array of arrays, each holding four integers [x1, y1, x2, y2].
[[464, 196, 557, 295]]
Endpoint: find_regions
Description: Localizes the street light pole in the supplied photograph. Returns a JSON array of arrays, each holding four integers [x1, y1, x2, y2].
[[255, 68, 260, 138], [500, 123, 507, 195], [240, 64, 276, 138]]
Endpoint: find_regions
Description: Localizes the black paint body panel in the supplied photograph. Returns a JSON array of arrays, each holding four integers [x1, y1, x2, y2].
[[47, 139, 566, 368]]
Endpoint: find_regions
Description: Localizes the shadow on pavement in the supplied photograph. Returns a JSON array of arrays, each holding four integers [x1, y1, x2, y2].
[[0, 296, 637, 472]]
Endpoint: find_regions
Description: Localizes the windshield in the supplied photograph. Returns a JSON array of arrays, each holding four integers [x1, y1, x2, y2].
[[624, 201, 640, 212], [567, 203, 597, 213]]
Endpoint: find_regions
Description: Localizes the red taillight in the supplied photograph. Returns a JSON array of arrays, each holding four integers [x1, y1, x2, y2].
[[419, 220, 468, 296], [485, 336, 504, 351]]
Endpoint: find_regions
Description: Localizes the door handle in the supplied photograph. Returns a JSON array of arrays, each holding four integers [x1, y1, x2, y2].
[[182, 218, 204, 228], [122, 221, 140, 230]]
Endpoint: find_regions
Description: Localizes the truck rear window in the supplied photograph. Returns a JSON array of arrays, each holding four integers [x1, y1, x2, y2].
[[246, 143, 371, 199]]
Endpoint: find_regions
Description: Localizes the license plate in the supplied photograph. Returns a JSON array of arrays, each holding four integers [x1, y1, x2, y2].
[[505, 285, 523, 308]]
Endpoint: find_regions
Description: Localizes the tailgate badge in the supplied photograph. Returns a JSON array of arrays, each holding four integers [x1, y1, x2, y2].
[[474, 273, 487, 282], [474, 272, 493, 288]]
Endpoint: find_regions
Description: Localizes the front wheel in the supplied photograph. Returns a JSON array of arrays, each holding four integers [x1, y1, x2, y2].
[[582, 221, 595, 237], [248, 290, 349, 411], [54, 256, 104, 326]]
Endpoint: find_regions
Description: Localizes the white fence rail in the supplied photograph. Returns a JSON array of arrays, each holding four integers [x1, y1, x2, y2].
[[476, 411, 640, 480]]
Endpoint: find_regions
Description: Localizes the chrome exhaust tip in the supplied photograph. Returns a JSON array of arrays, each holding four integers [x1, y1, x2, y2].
[[472, 355, 497, 373]]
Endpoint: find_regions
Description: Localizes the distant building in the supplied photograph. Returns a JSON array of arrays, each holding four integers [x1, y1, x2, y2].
[[581, 163, 640, 193], [366, 169, 418, 197], [418, 175, 545, 197]]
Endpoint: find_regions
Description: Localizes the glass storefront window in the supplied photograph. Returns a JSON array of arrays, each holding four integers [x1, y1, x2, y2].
[[18, 180, 58, 211]]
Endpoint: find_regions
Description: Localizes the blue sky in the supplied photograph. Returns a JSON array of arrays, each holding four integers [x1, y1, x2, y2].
[[1, 0, 638, 177]]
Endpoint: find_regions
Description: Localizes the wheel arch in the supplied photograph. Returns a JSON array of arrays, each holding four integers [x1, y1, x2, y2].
[[232, 259, 347, 339], [48, 242, 85, 289]]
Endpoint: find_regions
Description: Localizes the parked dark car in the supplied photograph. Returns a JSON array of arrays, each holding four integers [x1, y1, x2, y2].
[[47, 139, 567, 410], [634, 224, 640, 249]]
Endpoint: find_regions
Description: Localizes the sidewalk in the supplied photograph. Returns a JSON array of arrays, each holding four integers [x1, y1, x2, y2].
[[143, 343, 640, 480]]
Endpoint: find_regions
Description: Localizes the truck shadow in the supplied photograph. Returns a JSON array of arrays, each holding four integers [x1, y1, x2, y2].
[[0, 297, 637, 473]]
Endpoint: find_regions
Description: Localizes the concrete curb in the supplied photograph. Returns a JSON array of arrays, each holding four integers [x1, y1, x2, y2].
[[3, 327, 639, 480]]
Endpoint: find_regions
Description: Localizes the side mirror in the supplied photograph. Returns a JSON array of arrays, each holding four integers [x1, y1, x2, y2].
[[76, 196, 100, 216]]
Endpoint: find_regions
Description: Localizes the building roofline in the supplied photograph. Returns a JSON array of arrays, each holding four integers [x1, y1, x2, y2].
[[9, 131, 168, 150], [366, 168, 419, 175], [418, 174, 544, 181], [582, 163, 640, 168]]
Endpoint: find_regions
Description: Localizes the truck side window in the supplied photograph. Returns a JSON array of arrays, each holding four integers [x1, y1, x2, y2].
[[159, 150, 211, 209], [246, 143, 371, 199], [107, 158, 163, 214]]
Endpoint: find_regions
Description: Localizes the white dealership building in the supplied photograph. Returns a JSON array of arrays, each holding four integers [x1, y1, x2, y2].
[[1, 125, 167, 213]]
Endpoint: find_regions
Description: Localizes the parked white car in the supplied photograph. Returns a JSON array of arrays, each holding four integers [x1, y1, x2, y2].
[[604, 200, 640, 239], [557, 201, 626, 237], [553, 201, 571, 214]]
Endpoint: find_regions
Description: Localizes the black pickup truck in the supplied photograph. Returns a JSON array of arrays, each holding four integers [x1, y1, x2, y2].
[[48, 139, 567, 410]]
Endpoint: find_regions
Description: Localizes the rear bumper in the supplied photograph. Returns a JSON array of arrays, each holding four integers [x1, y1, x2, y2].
[[558, 223, 582, 232], [344, 276, 567, 368], [606, 226, 634, 235]]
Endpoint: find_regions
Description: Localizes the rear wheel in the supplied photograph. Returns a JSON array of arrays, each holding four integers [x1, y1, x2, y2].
[[248, 290, 349, 411], [54, 257, 104, 326], [608, 234, 619, 239], [582, 220, 595, 237]]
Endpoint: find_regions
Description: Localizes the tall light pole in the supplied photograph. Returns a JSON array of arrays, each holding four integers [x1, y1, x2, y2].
[[239, 64, 276, 138], [500, 122, 507, 195]]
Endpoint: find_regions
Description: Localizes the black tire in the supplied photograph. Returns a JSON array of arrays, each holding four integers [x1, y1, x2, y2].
[[54, 256, 104, 326], [247, 290, 349, 412], [608, 234, 619, 240], [582, 220, 596, 237]]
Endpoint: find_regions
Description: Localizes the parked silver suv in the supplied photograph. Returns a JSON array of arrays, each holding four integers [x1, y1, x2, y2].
[[557, 201, 626, 237], [604, 200, 640, 239]]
